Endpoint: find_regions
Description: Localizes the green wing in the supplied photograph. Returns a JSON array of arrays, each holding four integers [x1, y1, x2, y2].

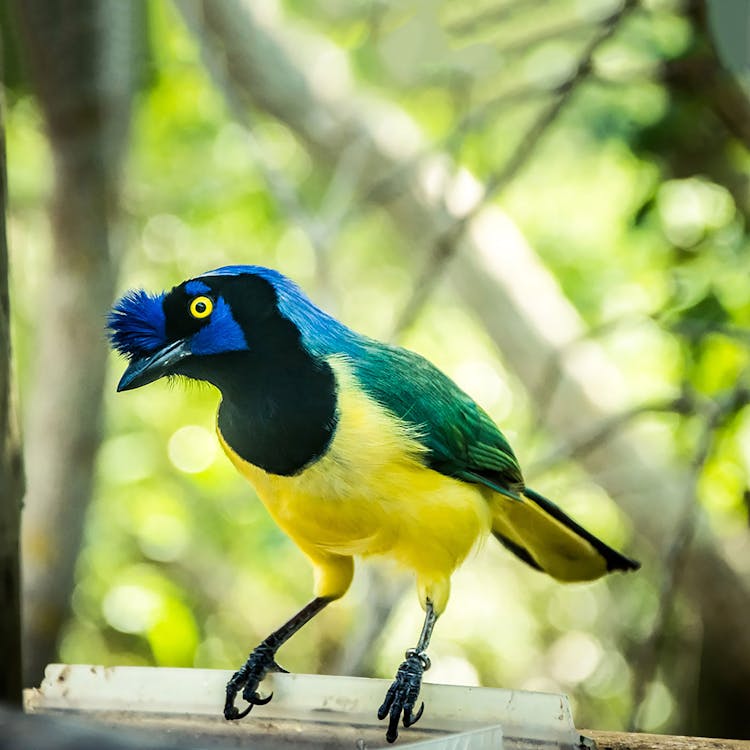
[[349, 340, 525, 498], [342, 340, 640, 579]]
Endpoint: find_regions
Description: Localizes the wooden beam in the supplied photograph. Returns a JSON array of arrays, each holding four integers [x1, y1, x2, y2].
[[585, 730, 750, 750]]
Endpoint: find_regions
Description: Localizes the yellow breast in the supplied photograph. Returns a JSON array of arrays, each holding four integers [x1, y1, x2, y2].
[[217, 356, 490, 613]]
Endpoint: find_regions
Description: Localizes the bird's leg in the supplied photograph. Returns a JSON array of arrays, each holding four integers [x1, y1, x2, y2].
[[378, 600, 438, 743], [225, 596, 331, 720]]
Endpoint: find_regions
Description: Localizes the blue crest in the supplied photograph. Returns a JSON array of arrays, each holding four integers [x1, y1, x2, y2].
[[107, 288, 167, 359]]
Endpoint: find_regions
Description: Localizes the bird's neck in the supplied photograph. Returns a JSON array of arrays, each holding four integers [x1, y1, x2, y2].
[[208, 349, 338, 476]]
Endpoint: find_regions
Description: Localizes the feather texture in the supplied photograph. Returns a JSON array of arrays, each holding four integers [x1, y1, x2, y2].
[[107, 289, 166, 359]]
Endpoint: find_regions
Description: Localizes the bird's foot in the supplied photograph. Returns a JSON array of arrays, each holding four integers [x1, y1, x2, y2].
[[378, 648, 431, 743], [224, 642, 287, 720]]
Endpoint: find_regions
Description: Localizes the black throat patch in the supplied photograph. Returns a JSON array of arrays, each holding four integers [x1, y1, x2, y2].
[[214, 349, 338, 476]]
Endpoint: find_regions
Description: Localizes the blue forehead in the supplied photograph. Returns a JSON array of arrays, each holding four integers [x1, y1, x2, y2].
[[107, 289, 166, 359], [185, 279, 211, 295], [198, 265, 266, 279]]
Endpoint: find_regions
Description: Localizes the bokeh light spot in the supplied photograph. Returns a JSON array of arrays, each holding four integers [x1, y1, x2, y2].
[[137, 513, 189, 562], [548, 631, 603, 685], [98, 433, 158, 484], [168, 425, 217, 474], [102, 584, 162, 634], [452, 359, 509, 412]]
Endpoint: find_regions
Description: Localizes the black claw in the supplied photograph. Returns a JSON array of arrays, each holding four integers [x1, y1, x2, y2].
[[225, 703, 253, 720], [244, 689, 273, 706], [404, 701, 424, 727], [378, 651, 429, 743], [224, 643, 279, 721]]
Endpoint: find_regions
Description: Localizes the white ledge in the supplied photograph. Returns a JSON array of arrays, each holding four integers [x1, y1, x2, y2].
[[25, 664, 583, 750]]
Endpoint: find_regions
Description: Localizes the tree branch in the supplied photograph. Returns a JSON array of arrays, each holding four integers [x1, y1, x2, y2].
[[527, 394, 695, 479], [628, 381, 750, 731], [391, 0, 639, 336], [447, 0, 556, 38], [13, 0, 136, 685]]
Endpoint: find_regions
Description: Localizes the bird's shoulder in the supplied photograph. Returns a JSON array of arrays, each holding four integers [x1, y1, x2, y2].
[[338, 338, 524, 493]]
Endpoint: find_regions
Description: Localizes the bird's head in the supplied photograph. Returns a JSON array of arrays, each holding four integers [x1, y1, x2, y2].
[[107, 265, 348, 392]]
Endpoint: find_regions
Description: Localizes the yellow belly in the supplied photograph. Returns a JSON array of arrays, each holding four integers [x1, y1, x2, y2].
[[217, 357, 491, 614]]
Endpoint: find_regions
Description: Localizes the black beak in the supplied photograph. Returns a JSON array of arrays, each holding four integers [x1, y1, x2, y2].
[[117, 339, 191, 392]]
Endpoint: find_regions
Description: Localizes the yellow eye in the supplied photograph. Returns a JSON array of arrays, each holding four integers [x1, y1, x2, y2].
[[189, 295, 213, 319]]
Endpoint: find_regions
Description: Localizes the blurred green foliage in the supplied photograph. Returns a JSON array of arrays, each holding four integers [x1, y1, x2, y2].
[[5, 0, 750, 736]]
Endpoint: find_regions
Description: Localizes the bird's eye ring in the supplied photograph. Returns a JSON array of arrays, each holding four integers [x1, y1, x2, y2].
[[189, 295, 213, 319]]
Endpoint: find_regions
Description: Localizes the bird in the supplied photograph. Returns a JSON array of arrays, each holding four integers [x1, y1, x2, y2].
[[107, 264, 639, 743]]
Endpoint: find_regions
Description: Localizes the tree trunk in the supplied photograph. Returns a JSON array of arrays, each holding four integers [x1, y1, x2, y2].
[[0, 72, 24, 708], [11, 0, 137, 686]]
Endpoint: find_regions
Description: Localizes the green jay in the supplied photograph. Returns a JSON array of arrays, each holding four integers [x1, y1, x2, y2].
[[108, 265, 639, 743]]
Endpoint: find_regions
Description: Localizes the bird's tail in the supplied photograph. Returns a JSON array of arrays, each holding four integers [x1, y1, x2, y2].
[[491, 487, 640, 582]]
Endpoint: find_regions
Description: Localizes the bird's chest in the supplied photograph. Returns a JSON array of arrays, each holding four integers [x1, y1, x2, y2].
[[217, 357, 491, 571], [217, 360, 431, 555]]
